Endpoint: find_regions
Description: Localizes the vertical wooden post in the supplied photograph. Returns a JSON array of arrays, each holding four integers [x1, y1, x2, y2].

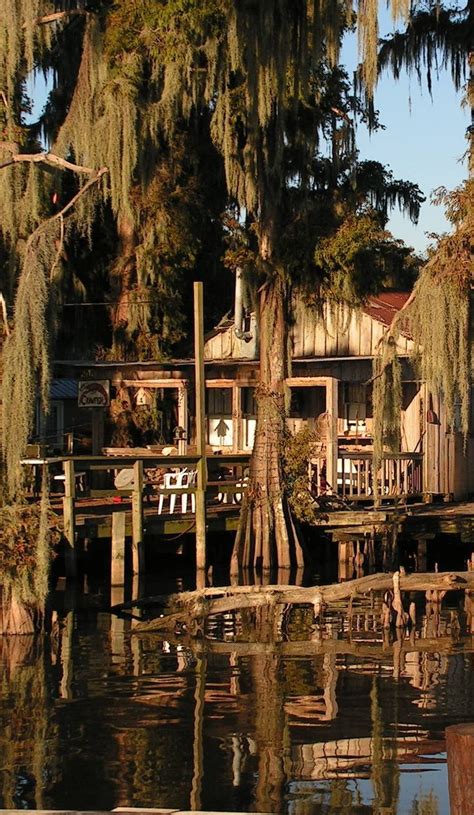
[[132, 460, 144, 577], [326, 377, 339, 494], [63, 459, 77, 579], [232, 384, 242, 452], [194, 282, 207, 577], [446, 723, 474, 815], [416, 537, 428, 571], [178, 384, 188, 442], [111, 511, 126, 586]]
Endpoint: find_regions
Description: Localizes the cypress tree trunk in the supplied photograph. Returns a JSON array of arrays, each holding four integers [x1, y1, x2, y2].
[[231, 273, 304, 574], [1, 589, 38, 635]]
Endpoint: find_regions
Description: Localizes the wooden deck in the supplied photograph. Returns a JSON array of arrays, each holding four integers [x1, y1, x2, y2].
[[51, 493, 243, 538], [50, 493, 474, 545], [0, 809, 272, 814]]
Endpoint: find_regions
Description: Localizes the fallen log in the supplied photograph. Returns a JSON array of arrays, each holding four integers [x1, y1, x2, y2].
[[133, 571, 474, 634]]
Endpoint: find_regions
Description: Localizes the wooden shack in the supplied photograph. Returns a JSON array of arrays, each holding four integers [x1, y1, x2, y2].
[[203, 292, 473, 502], [46, 291, 473, 503]]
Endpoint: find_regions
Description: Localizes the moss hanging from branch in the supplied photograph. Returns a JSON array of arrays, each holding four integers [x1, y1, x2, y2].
[[372, 181, 473, 459], [1, 165, 107, 498], [372, 332, 402, 462]]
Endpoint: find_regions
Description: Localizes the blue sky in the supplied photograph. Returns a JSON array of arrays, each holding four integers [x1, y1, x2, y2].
[[354, 59, 468, 255], [28, 7, 468, 258], [341, 7, 469, 256]]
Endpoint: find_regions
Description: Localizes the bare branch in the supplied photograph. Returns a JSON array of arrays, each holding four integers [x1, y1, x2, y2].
[[23, 10, 87, 28], [0, 294, 11, 336], [0, 144, 99, 176]]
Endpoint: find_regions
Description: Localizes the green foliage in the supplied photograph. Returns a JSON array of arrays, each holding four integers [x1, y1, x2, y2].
[[282, 427, 321, 524], [315, 212, 420, 305]]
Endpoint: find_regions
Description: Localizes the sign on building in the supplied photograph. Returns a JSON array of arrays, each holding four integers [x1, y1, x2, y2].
[[78, 380, 110, 408]]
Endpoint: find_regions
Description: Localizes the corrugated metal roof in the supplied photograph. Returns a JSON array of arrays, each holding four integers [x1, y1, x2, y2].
[[51, 379, 78, 400], [362, 292, 412, 337]]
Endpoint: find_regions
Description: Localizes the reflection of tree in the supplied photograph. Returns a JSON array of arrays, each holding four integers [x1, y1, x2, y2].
[[0, 637, 59, 809], [370, 675, 399, 815], [250, 621, 286, 814], [409, 790, 439, 815]]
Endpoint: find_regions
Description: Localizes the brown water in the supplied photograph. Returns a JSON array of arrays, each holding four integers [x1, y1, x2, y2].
[[0, 573, 473, 814]]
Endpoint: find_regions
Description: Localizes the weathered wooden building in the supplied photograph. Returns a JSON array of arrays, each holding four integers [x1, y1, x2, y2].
[[202, 291, 473, 502], [46, 291, 473, 502]]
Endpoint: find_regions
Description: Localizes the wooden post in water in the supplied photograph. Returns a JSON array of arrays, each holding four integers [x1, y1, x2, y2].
[[446, 723, 474, 814], [111, 511, 126, 587], [194, 282, 207, 582], [132, 459, 144, 578], [63, 459, 77, 579]]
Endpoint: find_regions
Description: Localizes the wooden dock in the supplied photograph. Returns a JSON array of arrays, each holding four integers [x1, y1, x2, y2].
[[0, 809, 272, 814]]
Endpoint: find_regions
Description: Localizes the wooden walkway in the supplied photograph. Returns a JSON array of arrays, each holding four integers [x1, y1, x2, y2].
[[51, 491, 474, 544], [0, 809, 272, 814]]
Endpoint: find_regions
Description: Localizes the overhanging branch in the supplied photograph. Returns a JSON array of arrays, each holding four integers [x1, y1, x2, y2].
[[23, 10, 87, 28], [0, 144, 99, 175]]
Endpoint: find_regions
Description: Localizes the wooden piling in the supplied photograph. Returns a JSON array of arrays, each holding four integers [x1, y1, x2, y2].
[[194, 282, 207, 577], [63, 459, 77, 579], [111, 511, 126, 586], [132, 460, 144, 577], [446, 723, 474, 815]]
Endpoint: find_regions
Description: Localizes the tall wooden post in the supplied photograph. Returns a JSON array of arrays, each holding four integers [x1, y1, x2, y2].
[[446, 723, 474, 815], [132, 460, 144, 578], [63, 459, 77, 579], [194, 282, 207, 580], [111, 511, 126, 586], [326, 377, 339, 494]]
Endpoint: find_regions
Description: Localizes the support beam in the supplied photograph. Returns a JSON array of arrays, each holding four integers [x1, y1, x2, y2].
[[326, 377, 339, 495], [131, 460, 144, 577], [232, 384, 242, 452], [194, 282, 207, 580], [63, 459, 77, 579]]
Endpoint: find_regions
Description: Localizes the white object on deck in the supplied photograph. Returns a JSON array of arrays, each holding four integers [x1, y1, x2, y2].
[[157, 469, 197, 515]]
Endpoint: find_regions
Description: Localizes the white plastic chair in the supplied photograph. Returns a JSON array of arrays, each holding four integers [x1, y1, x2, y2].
[[158, 469, 197, 515]]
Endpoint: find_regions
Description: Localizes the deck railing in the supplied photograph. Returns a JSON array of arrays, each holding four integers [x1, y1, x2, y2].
[[310, 451, 423, 501]]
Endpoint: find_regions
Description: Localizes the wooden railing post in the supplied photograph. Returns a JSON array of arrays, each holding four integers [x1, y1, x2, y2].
[[132, 460, 144, 578], [326, 377, 338, 494], [63, 459, 77, 579]]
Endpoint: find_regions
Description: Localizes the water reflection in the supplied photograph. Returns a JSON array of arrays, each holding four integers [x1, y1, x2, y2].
[[0, 599, 473, 812]]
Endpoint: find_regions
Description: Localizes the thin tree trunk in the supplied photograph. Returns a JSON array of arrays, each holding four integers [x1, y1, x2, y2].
[[231, 274, 304, 573], [111, 216, 136, 351]]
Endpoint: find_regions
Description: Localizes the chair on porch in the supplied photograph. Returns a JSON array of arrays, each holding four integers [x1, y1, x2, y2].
[[157, 469, 197, 515]]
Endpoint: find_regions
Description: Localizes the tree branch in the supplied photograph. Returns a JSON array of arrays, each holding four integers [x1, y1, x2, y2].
[[23, 10, 87, 28], [0, 144, 99, 176]]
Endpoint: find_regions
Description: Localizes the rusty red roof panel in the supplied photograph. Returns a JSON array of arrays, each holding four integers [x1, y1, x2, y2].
[[362, 292, 412, 338]]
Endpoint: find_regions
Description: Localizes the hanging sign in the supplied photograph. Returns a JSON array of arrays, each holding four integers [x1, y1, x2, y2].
[[78, 380, 110, 408]]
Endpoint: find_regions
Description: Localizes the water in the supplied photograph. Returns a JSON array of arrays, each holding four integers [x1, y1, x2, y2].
[[1, 570, 473, 814]]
